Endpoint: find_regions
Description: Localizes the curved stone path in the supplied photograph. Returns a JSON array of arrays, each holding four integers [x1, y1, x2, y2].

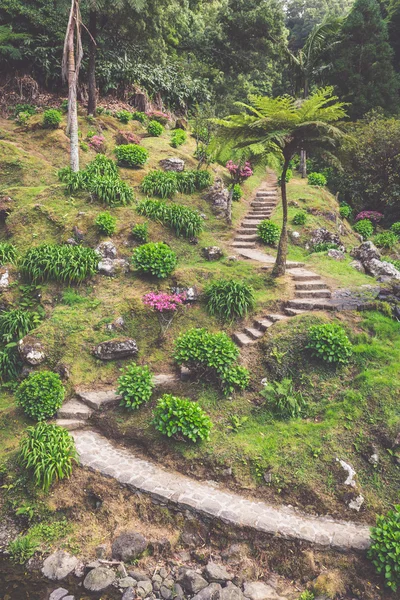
[[72, 429, 371, 552]]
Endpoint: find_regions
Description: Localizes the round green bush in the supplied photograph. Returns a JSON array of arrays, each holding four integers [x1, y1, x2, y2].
[[368, 505, 400, 591], [390, 222, 400, 237], [42, 109, 62, 129], [95, 212, 117, 236], [205, 279, 255, 321], [117, 364, 154, 410], [339, 204, 352, 219], [171, 129, 186, 148], [131, 242, 177, 278], [152, 394, 212, 442], [292, 211, 307, 226], [132, 222, 149, 244], [16, 371, 65, 421], [353, 218, 374, 239], [308, 172, 327, 186], [147, 120, 164, 137], [373, 231, 398, 249], [115, 144, 149, 167], [257, 220, 280, 246], [306, 323, 353, 365], [231, 183, 242, 201], [19, 422, 78, 491], [115, 110, 132, 124]]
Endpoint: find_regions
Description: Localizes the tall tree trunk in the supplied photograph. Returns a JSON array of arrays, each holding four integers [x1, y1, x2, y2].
[[299, 149, 307, 178], [87, 8, 97, 116], [272, 160, 290, 277], [226, 187, 233, 225]]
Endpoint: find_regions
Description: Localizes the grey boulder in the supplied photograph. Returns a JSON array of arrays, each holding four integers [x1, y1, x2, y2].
[[243, 582, 285, 600], [49, 588, 69, 600], [192, 583, 222, 600], [159, 157, 185, 172], [122, 589, 136, 600], [202, 246, 223, 261], [178, 568, 209, 594], [96, 241, 117, 259], [204, 562, 232, 583], [136, 580, 153, 597], [350, 241, 381, 263], [367, 259, 400, 280], [112, 531, 148, 561], [42, 551, 78, 581], [83, 567, 116, 592], [327, 249, 345, 260], [93, 338, 138, 361], [18, 336, 46, 365], [221, 583, 245, 600]]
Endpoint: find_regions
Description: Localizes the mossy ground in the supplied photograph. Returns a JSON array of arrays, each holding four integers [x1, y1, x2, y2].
[[0, 109, 399, 553]]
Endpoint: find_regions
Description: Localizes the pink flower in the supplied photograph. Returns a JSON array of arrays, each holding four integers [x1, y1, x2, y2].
[[89, 135, 105, 152], [143, 292, 186, 313], [355, 211, 383, 224], [226, 160, 253, 181]]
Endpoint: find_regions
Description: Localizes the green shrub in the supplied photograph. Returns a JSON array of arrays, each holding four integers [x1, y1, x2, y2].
[[147, 120, 164, 136], [21, 244, 99, 283], [312, 242, 338, 253], [42, 109, 62, 129], [231, 183, 242, 201], [308, 172, 327, 186], [205, 279, 255, 321], [95, 212, 117, 236], [89, 174, 133, 207], [292, 212, 307, 226], [175, 170, 198, 194], [298, 593, 314, 600], [339, 203, 352, 219], [86, 154, 119, 178], [306, 323, 353, 365], [132, 222, 149, 243], [8, 534, 39, 564], [174, 328, 249, 395], [257, 220, 280, 246], [16, 371, 65, 421], [117, 364, 154, 410], [16, 111, 31, 126], [192, 169, 212, 190], [354, 219, 374, 239], [0, 309, 41, 343], [368, 505, 400, 591], [261, 378, 306, 419], [141, 170, 178, 198], [136, 199, 203, 238], [132, 111, 147, 123], [171, 129, 186, 148], [278, 168, 292, 184], [115, 144, 149, 167], [0, 347, 21, 381], [14, 103, 36, 117], [0, 243, 18, 265], [391, 222, 400, 237], [19, 422, 78, 491], [131, 242, 177, 278], [373, 231, 398, 249], [115, 110, 132, 124], [152, 394, 212, 442]]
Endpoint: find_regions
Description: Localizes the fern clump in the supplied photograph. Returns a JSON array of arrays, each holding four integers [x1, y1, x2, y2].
[[136, 199, 203, 238], [21, 244, 99, 283], [205, 279, 255, 321], [261, 378, 306, 419], [0, 243, 18, 265], [0, 309, 41, 343], [152, 394, 212, 442]]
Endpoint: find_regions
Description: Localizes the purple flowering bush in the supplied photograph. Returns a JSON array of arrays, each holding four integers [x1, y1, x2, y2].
[[355, 211, 383, 224], [143, 291, 187, 337], [226, 160, 253, 183], [88, 135, 106, 153]]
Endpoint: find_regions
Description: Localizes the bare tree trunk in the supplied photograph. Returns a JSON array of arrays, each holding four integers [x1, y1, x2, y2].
[[226, 187, 233, 225], [87, 8, 97, 116], [299, 149, 307, 178], [272, 160, 290, 277]]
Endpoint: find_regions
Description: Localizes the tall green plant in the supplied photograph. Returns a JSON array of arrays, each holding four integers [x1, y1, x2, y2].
[[205, 279, 255, 321]]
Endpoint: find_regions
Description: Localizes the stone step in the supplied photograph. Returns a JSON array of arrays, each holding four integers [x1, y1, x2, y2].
[[234, 234, 258, 241], [244, 326, 264, 340], [232, 242, 257, 248], [286, 299, 337, 311], [295, 289, 332, 299], [256, 192, 277, 197], [284, 307, 308, 317], [237, 227, 258, 234], [245, 214, 271, 220], [76, 388, 121, 410], [254, 318, 275, 332], [265, 313, 288, 323], [240, 224, 260, 230], [251, 202, 276, 207], [251, 205, 274, 210], [295, 282, 328, 290], [232, 332, 255, 347], [287, 269, 322, 281], [58, 399, 93, 420], [55, 419, 87, 431], [261, 262, 306, 270]]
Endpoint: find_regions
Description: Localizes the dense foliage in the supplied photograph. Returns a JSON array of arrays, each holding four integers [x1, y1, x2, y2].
[[136, 199, 203, 238], [0, 243, 18, 265], [369, 505, 400, 591], [292, 211, 307, 225], [354, 219, 374, 239], [0, 309, 40, 343], [308, 172, 327, 186], [152, 394, 212, 442], [42, 109, 62, 129], [261, 378, 306, 419], [95, 212, 117, 236], [16, 371, 65, 421], [205, 279, 255, 321], [117, 364, 154, 410], [171, 129, 186, 148], [131, 242, 177, 278], [131, 222, 149, 243], [147, 120, 164, 137], [257, 220, 281, 246], [115, 144, 149, 167], [307, 323, 353, 365], [21, 245, 99, 283]]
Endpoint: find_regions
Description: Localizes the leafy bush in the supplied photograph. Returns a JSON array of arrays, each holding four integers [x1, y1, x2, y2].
[[147, 120, 164, 137], [312, 242, 338, 253], [19, 422, 78, 491], [0, 347, 21, 382], [0, 309, 41, 343], [355, 210, 383, 224], [152, 394, 212, 442], [132, 111, 147, 123], [306, 323, 353, 365], [308, 172, 327, 186], [14, 103, 36, 117], [95, 212, 117, 236], [231, 183, 242, 201], [21, 244, 99, 283], [147, 110, 169, 124], [16, 111, 31, 126], [88, 135, 106, 153], [278, 168, 292, 184], [132, 222, 149, 244], [292, 211, 307, 226], [175, 170, 198, 194], [368, 505, 400, 591], [8, 534, 39, 564], [117, 364, 154, 410], [191, 169, 212, 190], [115, 110, 132, 123], [42, 109, 62, 129], [136, 199, 203, 238], [131, 242, 177, 278], [174, 328, 249, 395], [171, 129, 186, 148], [0, 242, 18, 265], [391, 222, 400, 237], [115, 130, 141, 145], [354, 219, 374, 239], [205, 279, 255, 321], [373, 231, 398, 249], [261, 378, 306, 419], [141, 170, 178, 198], [257, 220, 280, 246], [339, 204, 352, 219], [115, 144, 149, 167], [90, 174, 134, 207], [16, 371, 65, 421]]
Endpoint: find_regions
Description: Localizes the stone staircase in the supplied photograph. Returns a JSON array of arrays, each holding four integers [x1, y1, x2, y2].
[[232, 186, 278, 249]]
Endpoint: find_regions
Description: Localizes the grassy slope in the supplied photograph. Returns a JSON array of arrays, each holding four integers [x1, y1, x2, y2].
[[0, 110, 399, 526]]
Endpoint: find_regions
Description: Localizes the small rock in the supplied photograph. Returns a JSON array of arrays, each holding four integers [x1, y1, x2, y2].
[[178, 568, 209, 594], [202, 246, 223, 261], [72, 226, 85, 242], [349, 260, 365, 273], [227, 255, 238, 261], [66, 238, 78, 246], [95, 544, 108, 559], [327, 249, 345, 260], [122, 588, 136, 600], [288, 201, 299, 208], [73, 561, 85, 578], [310, 228, 343, 251], [336, 458, 357, 487], [180, 365, 192, 381], [192, 583, 222, 600], [93, 338, 138, 361], [159, 157, 185, 172], [118, 577, 137, 589], [18, 336, 46, 366], [128, 569, 150, 581], [369, 446, 379, 467], [117, 563, 128, 578], [96, 241, 118, 259], [174, 583, 185, 600], [243, 581, 283, 600], [161, 585, 173, 599], [112, 532, 148, 561], [204, 562, 232, 583], [205, 178, 229, 214], [137, 580, 153, 597], [98, 258, 115, 276], [348, 494, 365, 512], [290, 231, 300, 240], [49, 588, 69, 600], [83, 567, 116, 592], [0, 268, 9, 290], [263, 471, 272, 484], [221, 583, 244, 600], [222, 467, 232, 476], [42, 551, 79, 581]]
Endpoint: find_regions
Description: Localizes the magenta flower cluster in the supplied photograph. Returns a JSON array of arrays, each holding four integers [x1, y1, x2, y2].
[[143, 291, 186, 313], [89, 135, 105, 152], [226, 160, 253, 180], [355, 211, 383, 224], [146, 110, 169, 121]]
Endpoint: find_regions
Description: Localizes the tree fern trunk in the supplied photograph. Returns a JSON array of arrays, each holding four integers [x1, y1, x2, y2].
[[272, 161, 289, 277], [226, 187, 233, 225], [68, 46, 79, 172], [299, 149, 307, 178], [87, 9, 97, 116]]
